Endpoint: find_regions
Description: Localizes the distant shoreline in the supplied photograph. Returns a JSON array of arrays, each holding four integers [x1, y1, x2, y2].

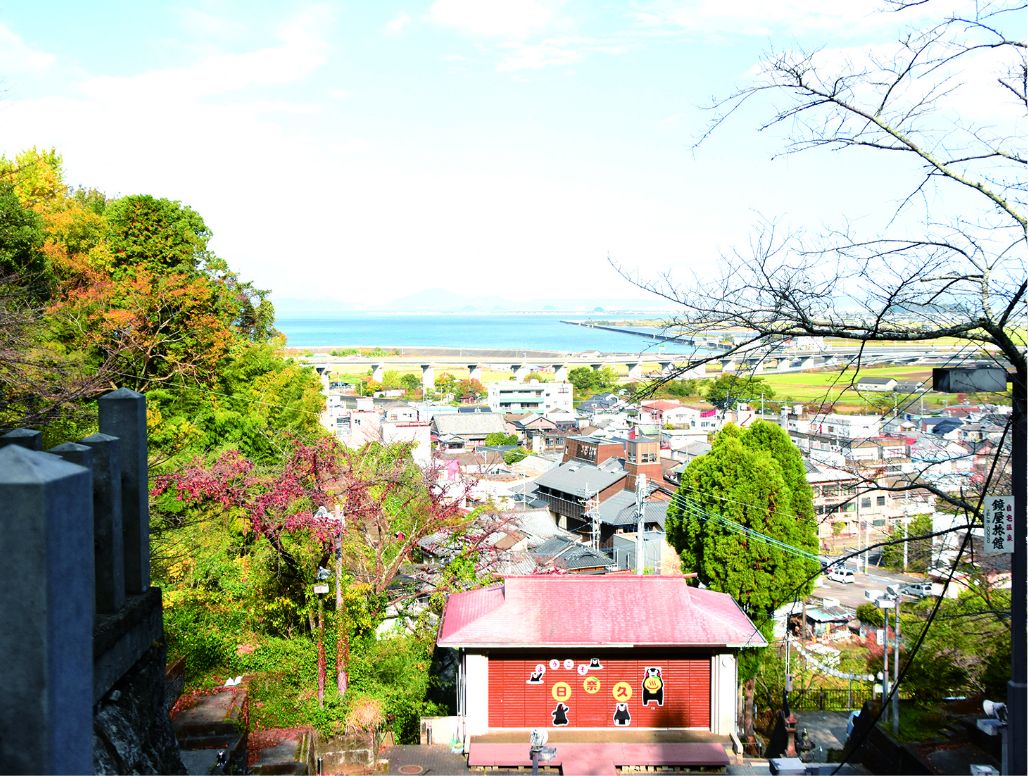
[[282, 346, 607, 358]]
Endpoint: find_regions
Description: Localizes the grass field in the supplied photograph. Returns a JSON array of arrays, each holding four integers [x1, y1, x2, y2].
[[324, 362, 1010, 411]]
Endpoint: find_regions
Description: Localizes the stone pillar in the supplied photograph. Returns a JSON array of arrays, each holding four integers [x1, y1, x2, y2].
[[99, 388, 150, 595], [626, 362, 643, 380], [0, 428, 42, 450], [554, 364, 569, 381], [0, 446, 94, 775], [513, 364, 532, 382], [421, 364, 435, 394], [371, 364, 384, 382], [658, 361, 673, 376], [468, 364, 483, 382], [80, 433, 126, 614], [49, 442, 102, 613]]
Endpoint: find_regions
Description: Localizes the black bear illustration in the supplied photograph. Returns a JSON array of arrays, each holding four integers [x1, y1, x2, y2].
[[641, 666, 664, 707], [613, 702, 631, 726], [588, 657, 603, 670], [527, 668, 544, 684], [551, 702, 570, 726]]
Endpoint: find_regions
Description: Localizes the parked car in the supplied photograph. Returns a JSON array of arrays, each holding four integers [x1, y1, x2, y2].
[[828, 567, 855, 583], [899, 582, 934, 598]]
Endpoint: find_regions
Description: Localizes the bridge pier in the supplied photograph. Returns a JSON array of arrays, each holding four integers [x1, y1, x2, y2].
[[421, 364, 435, 393], [371, 363, 384, 382], [626, 362, 643, 380], [513, 364, 533, 382], [467, 364, 483, 382], [554, 364, 569, 382]]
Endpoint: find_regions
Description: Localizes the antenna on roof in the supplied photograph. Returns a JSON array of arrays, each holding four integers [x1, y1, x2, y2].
[[584, 484, 600, 552], [635, 473, 647, 575]]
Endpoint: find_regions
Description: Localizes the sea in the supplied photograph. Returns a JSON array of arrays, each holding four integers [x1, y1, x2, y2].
[[276, 313, 701, 355]]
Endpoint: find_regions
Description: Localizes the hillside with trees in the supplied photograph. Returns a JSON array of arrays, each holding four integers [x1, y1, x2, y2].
[[0, 148, 475, 741]]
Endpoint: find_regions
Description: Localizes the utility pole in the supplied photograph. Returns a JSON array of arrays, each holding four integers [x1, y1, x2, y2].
[[334, 503, 348, 697], [881, 605, 890, 725], [635, 474, 646, 575], [933, 366, 1024, 775], [903, 497, 910, 573], [893, 599, 901, 736]]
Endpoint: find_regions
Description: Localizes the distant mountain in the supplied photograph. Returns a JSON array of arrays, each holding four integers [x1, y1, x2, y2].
[[272, 289, 677, 316]]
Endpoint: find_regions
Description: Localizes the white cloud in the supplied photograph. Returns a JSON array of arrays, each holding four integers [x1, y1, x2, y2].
[[497, 39, 581, 71], [629, 0, 969, 38], [428, 0, 559, 39], [0, 22, 56, 75], [80, 5, 333, 101], [385, 11, 412, 36]]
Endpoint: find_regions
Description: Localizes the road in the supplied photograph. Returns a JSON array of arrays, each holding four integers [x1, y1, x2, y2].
[[814, 565, 929, 610]]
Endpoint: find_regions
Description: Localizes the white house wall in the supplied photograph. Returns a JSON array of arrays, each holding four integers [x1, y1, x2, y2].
[[464, 652, 490, 736], [710, 652, 738, 736]]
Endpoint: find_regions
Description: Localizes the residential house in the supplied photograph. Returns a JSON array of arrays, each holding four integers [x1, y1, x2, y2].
[[856, 377, 898, 392], [529, 535, 617, 574], [382, 420, 432, 467], [487, 380, 574, 415], [431, 412, 508, 450], [639, 400, 700, 429]]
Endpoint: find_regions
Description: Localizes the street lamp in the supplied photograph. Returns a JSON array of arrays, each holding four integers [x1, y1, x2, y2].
[[314, 565, 331, 708], [877, 592, 900, 734], [529, 729, 556, 776], [315, 504, 349, 698]]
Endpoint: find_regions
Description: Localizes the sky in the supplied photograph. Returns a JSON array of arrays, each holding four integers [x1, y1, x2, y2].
[[0, 0, 1012, 312]]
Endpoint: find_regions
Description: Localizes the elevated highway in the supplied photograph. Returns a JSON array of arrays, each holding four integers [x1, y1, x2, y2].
[[299, 344, 972, 392]]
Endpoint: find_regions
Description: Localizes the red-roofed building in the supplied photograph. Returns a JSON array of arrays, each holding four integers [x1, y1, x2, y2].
[[437, 575, 764, 743]]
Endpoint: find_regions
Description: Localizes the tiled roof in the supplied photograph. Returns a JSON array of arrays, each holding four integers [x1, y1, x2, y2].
[[534, 460, 626, 497], [437, 576, 766, 648], [592, 491, 670, 527], [529, 537, 615, 570], [432, 413, 508, 436]]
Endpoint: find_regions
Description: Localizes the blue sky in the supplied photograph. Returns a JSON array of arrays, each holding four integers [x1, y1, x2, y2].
[[0, 0, 1009, 310]]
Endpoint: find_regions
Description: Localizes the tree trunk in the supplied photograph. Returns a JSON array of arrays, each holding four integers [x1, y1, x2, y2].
[[743, 677, 759, 754]]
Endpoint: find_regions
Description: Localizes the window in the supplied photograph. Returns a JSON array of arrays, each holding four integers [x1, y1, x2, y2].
[[861, 497, 871, 509], [876, 496, 886, 506]]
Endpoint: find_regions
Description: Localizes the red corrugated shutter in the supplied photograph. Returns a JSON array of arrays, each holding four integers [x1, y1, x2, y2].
[[486, 655, 711, 729]]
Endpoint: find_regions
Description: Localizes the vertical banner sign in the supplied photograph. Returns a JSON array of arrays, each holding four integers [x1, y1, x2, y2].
[[984, 496, 1014, 555]]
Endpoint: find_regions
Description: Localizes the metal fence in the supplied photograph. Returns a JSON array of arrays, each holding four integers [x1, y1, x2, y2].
[[789, 687, 875, 712]]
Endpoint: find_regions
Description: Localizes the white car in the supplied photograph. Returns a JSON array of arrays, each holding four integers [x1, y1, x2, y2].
[[828, 568, 855, 583]]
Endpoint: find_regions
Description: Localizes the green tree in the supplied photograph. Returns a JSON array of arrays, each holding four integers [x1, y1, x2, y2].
[[503, 447, 529, 465], [433, 372, 458, 396], [568, 365, 618, 398], [703, 374, 775, 409], [399, 374, 421, 393], [664, 379, 699, 398], [455, 378, 486, 401], [0, 182, 46, 292], [668, 420, 818, 615], [666, 420, 818, 741], [105, 194, 211, 275], [880, 513, 933, 572], [889, 590, 1011, 703], [567, 366, 598, 393], [485, 432, 519, 447]]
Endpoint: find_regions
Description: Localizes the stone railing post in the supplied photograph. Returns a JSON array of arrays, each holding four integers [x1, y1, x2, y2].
[[0, 445, 94, 774], [80, 433, 126, 613], [99, 388, 150, 594], [0, 428, 42, 450]]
